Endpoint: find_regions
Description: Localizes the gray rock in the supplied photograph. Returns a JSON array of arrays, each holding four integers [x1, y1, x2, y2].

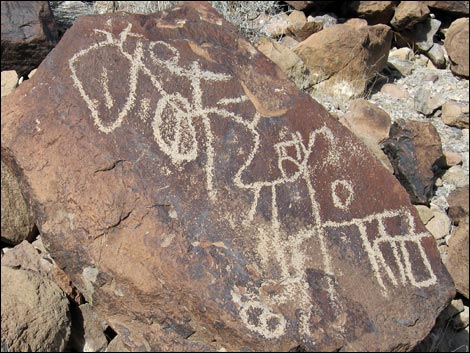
[[426, 44, 446, 69], [414, 86, 445, 116], [442, 166, 469, 188], [387, 57, 414, 76]]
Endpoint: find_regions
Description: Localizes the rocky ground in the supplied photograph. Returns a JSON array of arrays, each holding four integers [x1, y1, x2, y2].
[[1, 1, 469, 352]]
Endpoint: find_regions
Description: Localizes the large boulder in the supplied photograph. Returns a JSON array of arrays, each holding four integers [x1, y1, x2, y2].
[[343, 1, 396, 25], [1, 159, 36, 245], [1, 3, 454, 351], [1, 266, 71, 352], [422, 1, 470, 16], [445, 18, 470, 78], [1, 1, 58, 77], [383, 120, 443, 205], [293, 22, 392, 101], [390, 1, 430, 30]]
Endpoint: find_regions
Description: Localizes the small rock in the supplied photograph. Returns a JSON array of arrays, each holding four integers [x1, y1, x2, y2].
[[448, 185, 469, 226], [445, 18, 469, 78], [453, 306, 469, 331], [344, 18, 368, 29], [307, 13, 337, 29], [341, 99, 391, 145], [70, 304, 108, 352], [1, 71, 18, 98], [288, 9, 306, 25], [287, 19, 323, 42], [426, 43, 446, 69], [391, 1, 430, 30], [415, 205, 434, 225], [344, 1, 396, 25], [388, 47, 414, 61], [1, 266, 71, 352], [279, 35, 299, 49], [414, 86, 445, 116], [387, 57, 415, 76], [423, 73, 439, 82], [442, 165, 469, 188], [437, 151, 463, 168], [1, 159, 36, 245], [441, 101, 469, 129], [380, 83, 409, 99], [446, 223, 469, 299], [383, 119, 443, 204], [259, 12, 290, 37], [415, 53, 430, 67], [426, 206, 452, 240]]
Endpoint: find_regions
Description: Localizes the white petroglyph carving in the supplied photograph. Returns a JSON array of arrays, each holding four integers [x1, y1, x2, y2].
[[70, 23, 438, 340]]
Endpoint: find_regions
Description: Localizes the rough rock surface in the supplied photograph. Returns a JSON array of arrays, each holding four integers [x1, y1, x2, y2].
[[1, 1, 58, 77], [1, 266, 71, 352], [1, 70, 17, 98], [1, 159, 36, 245], [383, 120, 443, 205], [446, 223, 469, 299], [422, 1, 470, 15], [70, 303, 108, 352], [1, 3, 454, 351], [391, 1, 430, 30], [343, 1, 396, 25], [445, 18, 470, 78], [447, 185, 469, 225], [441, 100, 469, 129], [293, 22, 392, 101]]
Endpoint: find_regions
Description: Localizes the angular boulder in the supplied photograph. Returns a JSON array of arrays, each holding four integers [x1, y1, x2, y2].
[[383, 120, 443, 205], [1, 3, 454, 351], [1, 1, 58, 77], [343, 1, 396, 25], [391, 1, 430, 30], [422, 1, 470, 16], [293, 22, 392, 101], [1, 159, 36, 245], [1, 266, 71, 352], [445, 18, 470, 78]]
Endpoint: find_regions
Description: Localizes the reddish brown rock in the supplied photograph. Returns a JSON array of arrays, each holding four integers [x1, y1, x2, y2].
[[391, 1, 430, 30], [448, 186, 469, 226], [445, 18, 470, 78], [344, 1, 396, 25], [1, 1, 58, 77], [446, 223, 469, 299], [422, 1, 470, 16], [1, 3, 454, 351], [383, 120, 443, 205], [293, 23, 392, 100]]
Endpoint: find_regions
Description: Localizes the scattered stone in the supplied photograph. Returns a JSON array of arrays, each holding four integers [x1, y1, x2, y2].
[[437, 150, 463, 168], [415, 204, 435, 224], [387, 57, 415, 76], [70, 304, 108, 352], [395, 17, 441, 53], [307, 13, 338, 29], [1, 1, 59, 77], [1, 70, 18, 98], [344, 1, 396, 25], [448, 185, 469, 225], [388, 47, 414, 61], [426, 43, 446, 69], [453, 306, 469, 331], [1, 159, 36, 245], [442, 165, 469, 188], [425, 205, 452, 240], [259, 12, 290, 37], [256, 37, 312, 90], [341, 99, 391, 145], [380, 83, 409, 99], [446, 223, 469, 298], [383, 119, 443, 204], [391, 1, 430, 30], [0, 3, 454, 351], [294, 23, 392, 100], [414, 85, 445, 116], [441, 100, 469, 129], [423, 72, 439, 82], [1, 266, 71, 352], [422, 1, 470, 16], [445, 18, 469, 78]]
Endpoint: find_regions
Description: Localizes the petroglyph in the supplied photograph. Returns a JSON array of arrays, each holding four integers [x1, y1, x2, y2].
[[70, 22, 438, 341]]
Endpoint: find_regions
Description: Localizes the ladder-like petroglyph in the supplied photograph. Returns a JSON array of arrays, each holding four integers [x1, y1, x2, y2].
[[70, 23, 439, 341]]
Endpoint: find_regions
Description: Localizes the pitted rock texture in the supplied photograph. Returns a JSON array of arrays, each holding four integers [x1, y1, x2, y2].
[[1, 2, 454, 352], [1, 1, 58, 77]]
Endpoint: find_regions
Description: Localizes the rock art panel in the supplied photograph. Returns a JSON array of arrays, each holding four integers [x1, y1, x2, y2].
[[1, 2, 454, 352]]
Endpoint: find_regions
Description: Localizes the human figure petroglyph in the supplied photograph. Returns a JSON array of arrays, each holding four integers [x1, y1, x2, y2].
[[70, 23, 254, 201], [70, 22, 439, 341], [323, 207, 437, 295]]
